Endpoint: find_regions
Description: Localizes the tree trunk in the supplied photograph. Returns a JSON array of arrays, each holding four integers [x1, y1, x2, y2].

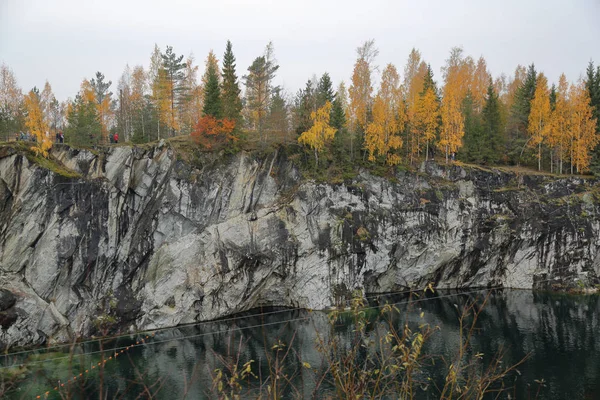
[[425, 141, 429, 161], [538, 142, 541, 171]]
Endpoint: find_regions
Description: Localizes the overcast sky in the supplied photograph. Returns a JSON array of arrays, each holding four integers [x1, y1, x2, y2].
[[1, 0, 599, 102]]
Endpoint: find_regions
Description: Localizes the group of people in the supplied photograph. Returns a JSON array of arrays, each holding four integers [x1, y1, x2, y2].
[[14, 131, 65, 143], [109, 133, 119, 144], [15, 131, 37, 142]]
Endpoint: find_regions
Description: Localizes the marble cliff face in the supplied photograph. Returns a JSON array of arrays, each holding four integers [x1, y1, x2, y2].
[[0, 143, 598, 347]]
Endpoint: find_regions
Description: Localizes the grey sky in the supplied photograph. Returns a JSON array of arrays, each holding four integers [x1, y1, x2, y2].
[[1, 0, 599, 102]]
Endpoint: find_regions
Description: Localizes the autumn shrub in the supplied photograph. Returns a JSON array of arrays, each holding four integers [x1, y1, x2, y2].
[[191, 115, 236, 151]]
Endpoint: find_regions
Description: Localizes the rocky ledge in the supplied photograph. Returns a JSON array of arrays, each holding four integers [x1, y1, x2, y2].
[[0, 142, 599, 347]]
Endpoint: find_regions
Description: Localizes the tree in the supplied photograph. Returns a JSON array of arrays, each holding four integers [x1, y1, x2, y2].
[[292, 79, 316, 138], [461, 91, 483, 162], [202, 50, 222, 118], [403, 49, 428, 163], [349, 41, 377, 160], [364, 64, 405, 165], [221, 40, 243, 127], [548, 74, 570, 173], [472, 56, 491, 112], [414, 87, 440, 161], [266, 87, 290, 143], [331, 82, 349, 160], [179, 56, 202, 135], [569, 81, 599, 173], [440, 49, 473, 163], [298, 101, 337, 167], [584, 61, 600, 174], [149, 44, 165, 139], [128, 65, 150, 142], [117, 65, 133, 141], [161, 45, 186, 135], [0, 63, 24, 140], [585, 61, 600, 131], [481, 82, 504, 163], [23, 88, 51, 156], [527, 73, 551, 170], [439, 93, 464, 163], [316, 72, 335, 108], [65, 80, 102, 146], [509, 64, 537, 163], [90, 72, 113, 142], [331, 82, 347, 131], [244, 44, 280, 143]]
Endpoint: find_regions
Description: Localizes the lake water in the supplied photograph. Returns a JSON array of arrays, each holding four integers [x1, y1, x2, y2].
[[4, 289, 600, 399]]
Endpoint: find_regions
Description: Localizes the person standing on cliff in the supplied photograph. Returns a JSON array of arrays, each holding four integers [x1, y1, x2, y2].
[[113, 133, 119, 144]]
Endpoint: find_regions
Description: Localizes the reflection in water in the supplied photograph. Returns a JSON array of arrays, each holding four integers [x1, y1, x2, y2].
[[6, 290, 600, 399]]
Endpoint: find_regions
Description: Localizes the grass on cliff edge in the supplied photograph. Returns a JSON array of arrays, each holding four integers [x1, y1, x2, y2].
[[0, 141, 81, 179]]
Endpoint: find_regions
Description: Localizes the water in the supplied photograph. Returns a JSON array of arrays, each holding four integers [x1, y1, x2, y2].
[[4, 289, 600, 399]]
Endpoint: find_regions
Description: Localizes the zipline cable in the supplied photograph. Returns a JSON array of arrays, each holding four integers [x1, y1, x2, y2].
[[3, 286, 504, 370]]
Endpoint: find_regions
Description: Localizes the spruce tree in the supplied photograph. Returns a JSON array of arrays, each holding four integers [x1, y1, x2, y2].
[[585, 61, 600, 174], [316, 73, 335, 108], [221, 40, 243, 125], [203, 60, 222, 118], [461, 91, 482, 162], [421, 64, 439, 99], [293, 79, 316, 136], [481, 82, 503, 163], [550, 84, 557, 112], [507, 63, 537, 164], [330, 96, 346, 130]]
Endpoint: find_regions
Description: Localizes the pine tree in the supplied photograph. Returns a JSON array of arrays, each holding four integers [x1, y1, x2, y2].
[[90, 72, 113, 142], [221, 40, 243, 126], [202, 51, 222, 119], [161, 46, 186, 135]]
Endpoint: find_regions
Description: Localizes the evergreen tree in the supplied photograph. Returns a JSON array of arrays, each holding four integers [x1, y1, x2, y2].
[[330, 96, 346, 130], [481, 82, 504, 163], [243, 44, 280, 142], [550, 83, 557, 112], [221, 40, 243, 125], [65, 94, 102, 146], [293, 79, 316, 136], [266, 87, 289, 143], [316, 73, 335, 108], [584, 61, 600, 174], [421, 64, 439, 99], [585, 61, 600, 129], [203, 58, 222, 118], [461, 91, 482, 162], [507, 63, 537, 164]]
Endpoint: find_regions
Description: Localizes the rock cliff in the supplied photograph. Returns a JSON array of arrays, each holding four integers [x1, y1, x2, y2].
[[0, 142, 599, 347]]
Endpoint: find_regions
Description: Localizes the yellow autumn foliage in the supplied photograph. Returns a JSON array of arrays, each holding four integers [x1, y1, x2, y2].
[[24, 90, 52, 157], [298, 101, 337, 167]]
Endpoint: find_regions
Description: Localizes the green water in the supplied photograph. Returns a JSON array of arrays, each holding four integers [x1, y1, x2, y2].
[[3, 289, 599, 399]]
